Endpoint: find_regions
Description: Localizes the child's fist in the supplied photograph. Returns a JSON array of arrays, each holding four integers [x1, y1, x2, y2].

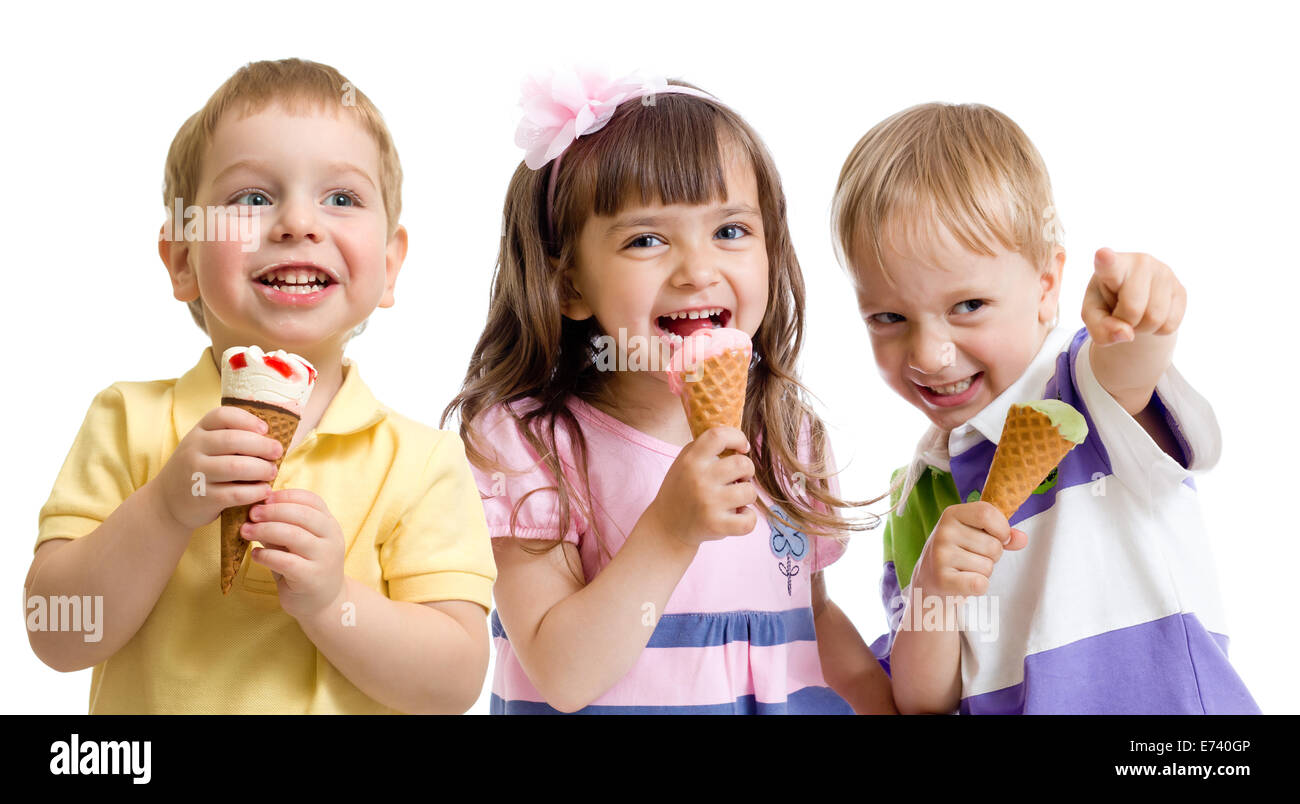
[[242, 489, 346, 620], [154, 405, 284, 531], [911, 502, 1026, 600], [1083, 248, 1187, 346], [644, 426, 758, 548]]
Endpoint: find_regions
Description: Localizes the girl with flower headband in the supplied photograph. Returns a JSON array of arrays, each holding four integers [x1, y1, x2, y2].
[[444, 69, 894, 714]]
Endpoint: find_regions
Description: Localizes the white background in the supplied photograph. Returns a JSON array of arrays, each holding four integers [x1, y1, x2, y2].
[[3, 0, 1296, 714]]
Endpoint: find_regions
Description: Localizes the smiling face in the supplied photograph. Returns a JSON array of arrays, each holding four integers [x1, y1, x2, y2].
[[161, 102, 406, 361], [851, 217, 1064, 433], [561, 138, 769, 396]]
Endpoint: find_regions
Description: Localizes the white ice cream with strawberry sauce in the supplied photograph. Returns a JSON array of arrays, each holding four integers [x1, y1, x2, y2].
[[666, 327, 752, 395], [220, 346, 317, 416]]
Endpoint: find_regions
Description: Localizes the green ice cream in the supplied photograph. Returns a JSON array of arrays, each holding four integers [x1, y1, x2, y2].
[[1023, 399, 1088, 444]]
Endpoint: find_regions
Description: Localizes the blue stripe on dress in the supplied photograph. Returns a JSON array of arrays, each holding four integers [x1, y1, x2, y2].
[[490, 607, 818, 648], [491, 685, 853, 715]]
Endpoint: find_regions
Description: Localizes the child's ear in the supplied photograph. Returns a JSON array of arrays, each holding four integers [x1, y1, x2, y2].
[[554, 257, 592, 321], [159, 225, 200, 302], [1038, 246, 1066, 325], [377, 225, 408, 309]]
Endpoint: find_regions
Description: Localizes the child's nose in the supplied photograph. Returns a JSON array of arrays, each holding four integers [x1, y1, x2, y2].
[[270, 196, 322, 243], [907, 326, 955, 374], [669, 243, 720, 288]]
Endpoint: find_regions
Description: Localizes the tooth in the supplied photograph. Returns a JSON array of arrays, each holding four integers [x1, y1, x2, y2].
[[688, 311, 700, 319]]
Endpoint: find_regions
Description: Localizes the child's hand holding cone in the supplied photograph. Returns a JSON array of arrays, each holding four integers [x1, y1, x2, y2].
[[912, 502, 1028, 600], [153, 405, 284, 533]]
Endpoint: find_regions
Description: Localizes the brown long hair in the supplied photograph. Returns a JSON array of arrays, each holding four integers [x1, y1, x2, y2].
[[443, 81, 882, 563]]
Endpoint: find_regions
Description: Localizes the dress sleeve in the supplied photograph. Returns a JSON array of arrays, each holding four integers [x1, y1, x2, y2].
[[380, 431, 498, 610], [37, 386, 141, 550], [466, 402, 588, 545], [1072, 332, 1221, 499]]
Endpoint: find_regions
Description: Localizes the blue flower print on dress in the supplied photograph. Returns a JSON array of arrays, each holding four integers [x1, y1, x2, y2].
[[769, 506, 807, 596]]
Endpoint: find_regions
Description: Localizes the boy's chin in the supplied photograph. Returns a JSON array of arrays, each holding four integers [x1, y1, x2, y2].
[[922, 408, 977, 433]]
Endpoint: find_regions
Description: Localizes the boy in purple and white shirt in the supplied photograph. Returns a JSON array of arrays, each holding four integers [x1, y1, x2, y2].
[[830, 102, 1258, 714]]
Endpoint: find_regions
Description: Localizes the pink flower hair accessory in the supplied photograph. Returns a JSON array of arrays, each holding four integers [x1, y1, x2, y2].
[[513, 66, 719, 236], [515, 68, 669, 171]]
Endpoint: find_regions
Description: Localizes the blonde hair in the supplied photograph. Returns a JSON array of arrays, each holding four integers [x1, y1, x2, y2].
[[831, 102, 1060, 281], [444, 82, 883, 566], [162, 58, 403, 332]]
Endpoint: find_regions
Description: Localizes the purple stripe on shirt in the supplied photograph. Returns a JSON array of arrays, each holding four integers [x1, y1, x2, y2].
[[950, 328, 1114, 526], [1147, 389, 1194, 469], [959, 613, 1260, 714], [871, 561, 904, 676]]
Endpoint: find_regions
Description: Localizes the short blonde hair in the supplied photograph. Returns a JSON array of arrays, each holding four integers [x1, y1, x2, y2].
[[163, 58, 403, 332], [831, 102, 1060, 282]]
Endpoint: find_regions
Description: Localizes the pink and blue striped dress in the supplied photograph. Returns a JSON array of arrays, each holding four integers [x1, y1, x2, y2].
[[472, 397, 852, 714]]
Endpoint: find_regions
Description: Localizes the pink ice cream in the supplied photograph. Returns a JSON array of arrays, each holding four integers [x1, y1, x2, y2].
[[666, 328, 753, 395], [220, 346, 317, 416]]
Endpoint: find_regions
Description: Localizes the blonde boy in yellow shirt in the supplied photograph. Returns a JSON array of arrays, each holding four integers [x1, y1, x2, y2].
[[25, 59, 496, 714]]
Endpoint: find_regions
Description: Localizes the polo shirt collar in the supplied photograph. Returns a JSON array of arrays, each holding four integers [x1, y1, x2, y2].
[[172, 348, 386, 442]]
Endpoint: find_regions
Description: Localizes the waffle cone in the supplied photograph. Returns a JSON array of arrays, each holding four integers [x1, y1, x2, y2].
[[679, 348, 749, 456], [219, 397, 299, 595], [980, 404, 1077, 519]]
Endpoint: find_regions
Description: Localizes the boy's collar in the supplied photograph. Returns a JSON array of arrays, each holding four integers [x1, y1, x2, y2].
[[945, 323, 1075, 458], [172, 347, 386, 443]]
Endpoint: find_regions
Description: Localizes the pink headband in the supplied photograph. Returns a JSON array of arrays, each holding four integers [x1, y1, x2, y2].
[[513, 68, 718, 240]]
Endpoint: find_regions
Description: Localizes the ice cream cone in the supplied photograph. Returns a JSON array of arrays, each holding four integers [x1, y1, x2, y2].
[[218, 346, 315, 595], [680, 348, 750, 449], [980, 400, 1087, 519], [219, 399, 300, 595], [669, 328, 752, 458]]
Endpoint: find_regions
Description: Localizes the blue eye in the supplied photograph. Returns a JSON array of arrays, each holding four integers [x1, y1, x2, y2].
[[234, 191, 271, 206], [870, 312, 905, 325], [629, 234, 665, 248], [716, 224, 749, 240], [954, 299, 985, 314], [325, 192, 357, 207]]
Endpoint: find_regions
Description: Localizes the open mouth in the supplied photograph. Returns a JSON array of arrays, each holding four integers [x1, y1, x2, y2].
[[255, 265, 335, 295], [915, 371, 984, 407], [654, 307, 731, 343]]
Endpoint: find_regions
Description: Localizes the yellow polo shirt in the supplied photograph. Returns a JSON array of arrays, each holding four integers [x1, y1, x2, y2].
[[36, 349, 496, 714]]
